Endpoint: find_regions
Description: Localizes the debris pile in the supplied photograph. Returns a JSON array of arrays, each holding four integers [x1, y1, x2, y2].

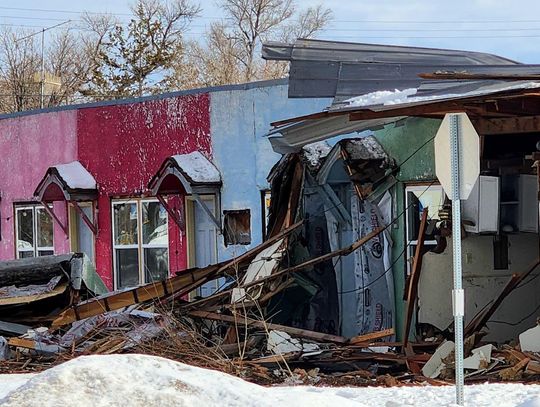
[[0, 144, 539, 386], [0, 240, 538, 386]]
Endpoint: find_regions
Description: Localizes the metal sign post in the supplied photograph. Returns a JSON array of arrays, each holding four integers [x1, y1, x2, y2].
[[449, 114, 465, 405], [435, 112, 479, 406]]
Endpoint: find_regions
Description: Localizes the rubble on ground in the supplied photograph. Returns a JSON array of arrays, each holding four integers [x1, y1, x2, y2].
[[0, 243, 538, 386]]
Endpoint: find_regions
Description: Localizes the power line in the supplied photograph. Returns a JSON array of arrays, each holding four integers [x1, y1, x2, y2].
[[323, 27, 540, 32], [0, 5, 133, 17], [0, 14, 70, 21], [15, 20, 72, 42], [6, 5, 540, 25], [316, 34, 540, 39]]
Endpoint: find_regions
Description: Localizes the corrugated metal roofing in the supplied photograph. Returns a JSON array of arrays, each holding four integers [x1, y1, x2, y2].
[[268, 80, 540, 153], [263, 39, 518, 65], [262, 39, 522, 101]]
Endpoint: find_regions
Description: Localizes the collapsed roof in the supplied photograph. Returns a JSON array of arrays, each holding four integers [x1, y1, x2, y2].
[[262, 38, 520, 103], [263, 39, 540, 152]]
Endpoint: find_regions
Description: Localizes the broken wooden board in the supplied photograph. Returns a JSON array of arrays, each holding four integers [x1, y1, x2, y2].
[[0, 283, 68, 306], [51, 221, 304, 328], [499, 357, 530, 380], [189, 310, 348, 344], [349, 328, 395, 345], [8, 337, 37, 350], [403, 208, 429, 346], [51, 264, 223, 327]]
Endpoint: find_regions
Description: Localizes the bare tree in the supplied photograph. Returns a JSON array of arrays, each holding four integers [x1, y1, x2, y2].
[[221, 0, 295, 82], [0, 27, 41, 112], [169, 0, 332, 89], [85, 0, 200, 98], [0, 13, 119, 113]]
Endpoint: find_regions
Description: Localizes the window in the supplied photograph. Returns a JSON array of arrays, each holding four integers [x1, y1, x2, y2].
[[223, 209, 251, 246], [404, 184, 445, 273], [69, 202, 95, 265], [261, 190, 271, 239], [15, 205, 54, 258], [112, 199, 169, 289]]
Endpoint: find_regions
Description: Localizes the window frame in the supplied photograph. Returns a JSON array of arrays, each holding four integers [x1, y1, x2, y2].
[[223, 209, 252, 246], [14, 204, 54, 258], [68, 201, 96, 264], [111, 198, 169, 290], [404, 183, 444, 275]]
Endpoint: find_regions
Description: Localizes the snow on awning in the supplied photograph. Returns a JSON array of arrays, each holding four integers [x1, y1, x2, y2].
[[148, 151, 221, 195], [34, 161, 97, 202]]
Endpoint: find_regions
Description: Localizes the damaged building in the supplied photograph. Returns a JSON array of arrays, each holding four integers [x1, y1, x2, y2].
[[0, 79, 328, 293], [262, 39, 540, 345], [1, 39, 540, 384]]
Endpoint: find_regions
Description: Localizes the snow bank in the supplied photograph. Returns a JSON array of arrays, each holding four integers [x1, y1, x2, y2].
[[55, 161, 96, 190], [0, 354, 539, 407], [172, 151, 221, 183]]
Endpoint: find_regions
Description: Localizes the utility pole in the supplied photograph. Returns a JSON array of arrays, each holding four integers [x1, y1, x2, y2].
[[15, 20, 71, 109], [40, 28, 45, 109]]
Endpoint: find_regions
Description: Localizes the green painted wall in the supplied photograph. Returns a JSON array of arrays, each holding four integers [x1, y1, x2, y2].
[[372, 117, 442, 339]]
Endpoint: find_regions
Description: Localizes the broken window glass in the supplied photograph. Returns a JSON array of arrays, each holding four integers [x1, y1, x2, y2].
[[223, 209, 251, 246]]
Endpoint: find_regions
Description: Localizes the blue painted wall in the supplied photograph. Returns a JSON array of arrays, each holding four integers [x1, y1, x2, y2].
[[210, 80, 331, 261]]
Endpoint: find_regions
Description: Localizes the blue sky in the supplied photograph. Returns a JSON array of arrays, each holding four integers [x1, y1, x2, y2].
[[3, 0, 540, 63]]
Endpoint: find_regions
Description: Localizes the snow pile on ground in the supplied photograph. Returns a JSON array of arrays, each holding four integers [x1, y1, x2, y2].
[[0, 354, 539, 407]]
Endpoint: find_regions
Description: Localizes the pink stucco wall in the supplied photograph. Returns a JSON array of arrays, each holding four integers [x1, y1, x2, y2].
[[0, 110, 78, 258], [0, 93, 212, 290], [77, 94, 211, 288]]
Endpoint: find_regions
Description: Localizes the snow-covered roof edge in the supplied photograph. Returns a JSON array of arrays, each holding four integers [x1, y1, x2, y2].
[[171, 151, 221, 184], [54, 161, 96, 190]]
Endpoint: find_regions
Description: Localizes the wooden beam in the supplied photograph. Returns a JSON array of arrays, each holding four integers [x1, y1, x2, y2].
[[71, 201, 97, 235], [403, 208, 429, 346], [244, 226, 385, 288], [472, 116, 540, 135], [8, 337, 37, 350], [182, 225, 386, 313], [51, 221, 304, 327], [349, 328, 395, 345], [40, 201, 68, 236], [189, 310, 348, 344], [51, 263, 223, 327], [156, 194, 184, 230]]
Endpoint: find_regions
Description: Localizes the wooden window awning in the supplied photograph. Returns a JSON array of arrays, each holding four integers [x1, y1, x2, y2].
[[33, 161, 98, 235], [148, 152, 222, 232], [34, 161, 98, 203], [148, 151, 222, 196]]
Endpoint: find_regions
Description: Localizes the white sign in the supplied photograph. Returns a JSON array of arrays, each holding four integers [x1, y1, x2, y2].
[[434, 113, 480, 200]]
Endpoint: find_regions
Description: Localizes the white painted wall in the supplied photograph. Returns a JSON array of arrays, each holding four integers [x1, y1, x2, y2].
[[418, 233, 539, 343]]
